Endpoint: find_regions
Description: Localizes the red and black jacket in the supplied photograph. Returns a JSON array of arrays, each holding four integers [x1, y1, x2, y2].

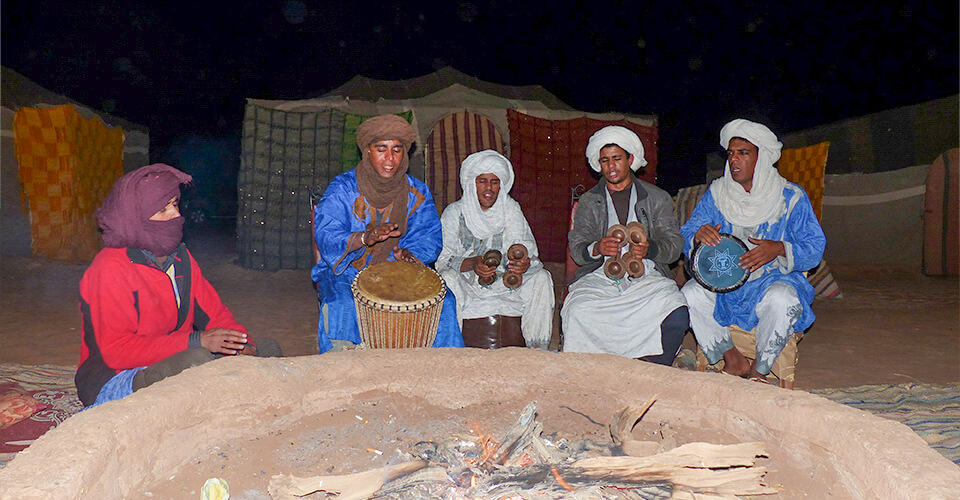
[[75, 245, 246, 406]]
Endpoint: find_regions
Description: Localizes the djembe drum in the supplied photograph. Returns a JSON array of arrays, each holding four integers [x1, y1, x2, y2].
[[351, 261, 446, 348]]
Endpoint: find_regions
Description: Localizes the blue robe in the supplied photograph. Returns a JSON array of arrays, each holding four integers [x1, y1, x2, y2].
[[681, 183, 826, 333], [311, 170, 463, 353]]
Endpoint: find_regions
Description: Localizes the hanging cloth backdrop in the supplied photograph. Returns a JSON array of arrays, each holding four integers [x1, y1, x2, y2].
[[13, 105, 124, 262], [424, 110, 505, 213], [777, 141, 830, 221], [922, 148, 959, 276], [507, 109, 658, 262], [237, 104, 346, 270]]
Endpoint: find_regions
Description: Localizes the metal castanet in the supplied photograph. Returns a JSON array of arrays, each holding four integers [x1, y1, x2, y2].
[[626, 221, 647, 245], [506, 243, 528, 262], [604, 255, 626, 280], [606, 224, 628, 247], [502, 243, 528, 289], [502, 271, 522, 288], [621, 252, 645, 278], [478, 249, 502, 286]]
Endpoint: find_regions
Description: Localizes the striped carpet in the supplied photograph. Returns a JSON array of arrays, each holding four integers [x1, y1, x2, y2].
[[811, 383, 960, 465]]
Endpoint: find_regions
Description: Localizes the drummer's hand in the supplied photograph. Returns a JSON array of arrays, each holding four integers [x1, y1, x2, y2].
[[200, 328, 248, 355], [393, 247, 419, 263], [595, 235, 623, 257], [474, 258, 497, 278], [507, 256, 531, 275], [364, 223, 401, 246], [629, 241, 649, 260], [694, 224, 723, 246], [740, 238, 785, 272]]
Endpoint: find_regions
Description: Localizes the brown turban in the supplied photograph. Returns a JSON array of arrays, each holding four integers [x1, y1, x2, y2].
[[95, 164, 192, 256], [355, 115, 417, 264]]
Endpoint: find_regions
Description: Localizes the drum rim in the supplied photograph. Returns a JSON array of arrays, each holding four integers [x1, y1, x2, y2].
[[691, 233, 750, 293], [351, 262, 447, 312]]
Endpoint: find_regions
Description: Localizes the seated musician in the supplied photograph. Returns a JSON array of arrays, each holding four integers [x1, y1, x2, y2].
[[680, 119, 826, 382], [75, 164, 282, 408], [561, 126, 689, 365], [311, 114, 464, 353], [437, 150, 555, 349]]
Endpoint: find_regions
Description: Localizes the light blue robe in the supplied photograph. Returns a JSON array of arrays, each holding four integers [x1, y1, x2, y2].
[[311, 170, 463, 353], [681, 183, 826, 333]]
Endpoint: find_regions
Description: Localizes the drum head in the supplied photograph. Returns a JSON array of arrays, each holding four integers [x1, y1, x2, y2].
[[353, 261, 444, 307], [691, 233, 750, 293]]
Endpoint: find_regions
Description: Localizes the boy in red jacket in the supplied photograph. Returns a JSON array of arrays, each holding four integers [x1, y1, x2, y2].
[[76, 164, 280, 407]]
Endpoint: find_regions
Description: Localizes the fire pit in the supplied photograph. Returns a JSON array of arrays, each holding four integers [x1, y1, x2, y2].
[[1, 349, 957, 498]]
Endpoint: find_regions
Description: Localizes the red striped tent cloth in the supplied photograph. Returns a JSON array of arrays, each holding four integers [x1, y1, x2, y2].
[[507, 109, 658, 263], [424, 111, 505, 213]]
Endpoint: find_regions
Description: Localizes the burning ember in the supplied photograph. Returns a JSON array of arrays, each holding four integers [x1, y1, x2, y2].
[[268, 398, 773, 499]]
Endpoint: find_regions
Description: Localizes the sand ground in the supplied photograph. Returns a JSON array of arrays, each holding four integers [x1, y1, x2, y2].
[[1, 227, 958, 390]]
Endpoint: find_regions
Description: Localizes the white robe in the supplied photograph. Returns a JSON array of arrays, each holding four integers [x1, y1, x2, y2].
[[437, 200, 555, 349], [561, 186, 686, 358]]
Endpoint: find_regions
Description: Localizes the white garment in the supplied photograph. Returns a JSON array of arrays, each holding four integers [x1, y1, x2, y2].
[[561, 187, 686, 358], [712, 119, 787, 227], [682, 280, 801, 375], [440, 266, 554, 348], [437, 155, 555, 348], [585, 125, 648, 173]]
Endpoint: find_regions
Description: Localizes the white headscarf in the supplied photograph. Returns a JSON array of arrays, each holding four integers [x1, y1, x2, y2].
[[711, 119, 787, 227], [585, 126, 648, 172], [459, 150, 521, 239]]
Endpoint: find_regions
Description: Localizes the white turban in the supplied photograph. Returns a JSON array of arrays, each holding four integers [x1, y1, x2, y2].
[[711, 119, 788, 227], [585, 126, 648, 173], [458, 150, 521, 239]]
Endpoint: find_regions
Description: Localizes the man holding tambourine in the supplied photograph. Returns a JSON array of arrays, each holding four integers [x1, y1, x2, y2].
[[681, 119, 826, 383]]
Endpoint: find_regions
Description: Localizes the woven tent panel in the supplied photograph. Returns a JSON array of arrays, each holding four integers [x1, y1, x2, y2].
[[13, 105, 123, 262], [238, 104, 345, 270], [340, 110, 415, 171], [778, 142, 829, 221], [507, 110, 658, 262], [425, 111, 505, 213]]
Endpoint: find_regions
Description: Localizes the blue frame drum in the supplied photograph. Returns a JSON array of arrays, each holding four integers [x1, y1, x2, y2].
[[691, 233, 751, 293]]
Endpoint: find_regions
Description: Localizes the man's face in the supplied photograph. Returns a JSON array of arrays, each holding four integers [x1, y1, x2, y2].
[[475, 173, 501, 210], [149, 196, 181, 221], [726, 138, 759, 191], [598, 144, 634, 190], [368, 139, 405, 178]]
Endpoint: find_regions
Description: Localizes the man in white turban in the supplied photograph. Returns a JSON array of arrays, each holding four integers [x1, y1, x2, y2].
[[681, 119, 826, 382], [562, 126, 689, 364], [438, 150, 555, 349]]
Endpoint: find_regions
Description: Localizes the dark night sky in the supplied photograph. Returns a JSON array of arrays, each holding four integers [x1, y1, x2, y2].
[[2, 0, 957, 192]]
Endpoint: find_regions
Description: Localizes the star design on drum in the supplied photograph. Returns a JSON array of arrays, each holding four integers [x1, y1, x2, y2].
[[708, 248, 737, 278]]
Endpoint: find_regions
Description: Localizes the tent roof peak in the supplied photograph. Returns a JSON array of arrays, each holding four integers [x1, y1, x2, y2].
[[322, 66, 575, 111]]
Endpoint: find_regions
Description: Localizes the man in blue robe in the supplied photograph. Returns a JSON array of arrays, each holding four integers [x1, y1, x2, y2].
[[681, 119, 826, 381], [311, 114, 464, 353]]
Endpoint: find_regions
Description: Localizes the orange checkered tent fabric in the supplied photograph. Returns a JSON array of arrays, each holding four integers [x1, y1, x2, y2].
[[13, 105, 125, 262], [778, 142, 830, 221], [425, 111, 505, 213]]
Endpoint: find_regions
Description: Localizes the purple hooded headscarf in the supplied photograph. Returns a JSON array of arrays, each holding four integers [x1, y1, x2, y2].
[[94, 164, 192, 256]]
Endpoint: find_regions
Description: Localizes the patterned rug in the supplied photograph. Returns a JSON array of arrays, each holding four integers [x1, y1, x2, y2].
[[0, 363, 82, 468], [811, 383, 960, 465]]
